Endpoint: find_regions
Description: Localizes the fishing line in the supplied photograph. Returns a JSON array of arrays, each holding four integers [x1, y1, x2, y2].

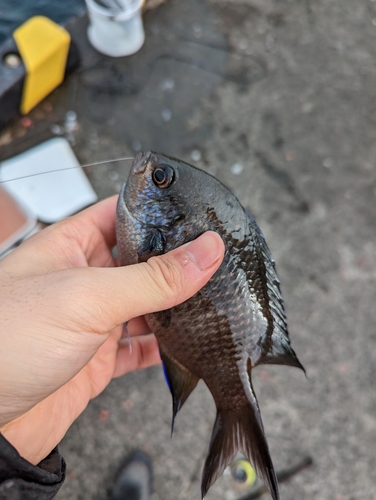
[[121, 322, 132, 354], [0, 156, 135, 184]]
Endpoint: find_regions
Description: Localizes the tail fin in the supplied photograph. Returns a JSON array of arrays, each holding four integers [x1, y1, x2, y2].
[[201, 403, 279, 500]]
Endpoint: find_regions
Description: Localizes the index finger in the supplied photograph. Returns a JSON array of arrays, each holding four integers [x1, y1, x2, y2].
[[72, 195, 118, 250], [2, 196, 120, 275]]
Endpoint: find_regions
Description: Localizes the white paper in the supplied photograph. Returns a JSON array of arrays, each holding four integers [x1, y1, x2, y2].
[[0, 138, 98, 223]]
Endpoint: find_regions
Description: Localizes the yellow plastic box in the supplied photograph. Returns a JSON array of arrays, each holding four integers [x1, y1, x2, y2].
[[13, 16, 70, 114]]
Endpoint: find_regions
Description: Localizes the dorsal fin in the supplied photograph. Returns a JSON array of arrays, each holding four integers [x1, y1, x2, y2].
[[258, 332, 305, 373], [245, 209, 305, 374]]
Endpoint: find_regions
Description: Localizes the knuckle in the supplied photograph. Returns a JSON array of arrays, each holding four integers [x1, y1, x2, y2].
[[146, 255, 184, 301]]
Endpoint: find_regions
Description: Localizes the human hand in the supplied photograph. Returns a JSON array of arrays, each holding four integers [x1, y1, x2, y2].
[[0, 195, 224, 465]]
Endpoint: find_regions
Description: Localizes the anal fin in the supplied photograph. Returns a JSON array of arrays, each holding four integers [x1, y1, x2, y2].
[[159, 348, 199, 435]]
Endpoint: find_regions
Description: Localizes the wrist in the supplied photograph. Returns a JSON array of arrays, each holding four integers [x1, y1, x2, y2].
[[1, 415, 50, 466], [0, 389, 79, 466]]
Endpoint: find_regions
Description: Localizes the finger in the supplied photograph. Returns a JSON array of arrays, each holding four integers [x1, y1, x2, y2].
[[67, 231, 225, 333], [126, 317, 152, 337], [113, 334, 161, 378], [71, 195, 118, 250], [56, 195, 118, 267], [3, 196, 119, 274]]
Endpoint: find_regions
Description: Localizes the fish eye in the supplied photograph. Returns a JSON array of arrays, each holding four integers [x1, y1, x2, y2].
[[152, 165, 175, 188]]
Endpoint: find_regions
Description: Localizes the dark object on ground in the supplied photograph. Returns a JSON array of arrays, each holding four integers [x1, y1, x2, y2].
[[111, 450, 153, 500]]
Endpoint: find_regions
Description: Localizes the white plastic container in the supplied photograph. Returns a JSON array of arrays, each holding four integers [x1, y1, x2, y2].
[[85, 0, 145, 57]]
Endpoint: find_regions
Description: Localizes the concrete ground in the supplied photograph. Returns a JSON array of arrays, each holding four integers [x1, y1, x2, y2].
[[1, 0, 376, 499]]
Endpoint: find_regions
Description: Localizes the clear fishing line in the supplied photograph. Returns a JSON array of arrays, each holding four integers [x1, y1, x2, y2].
[[0, 156, 135, 184]]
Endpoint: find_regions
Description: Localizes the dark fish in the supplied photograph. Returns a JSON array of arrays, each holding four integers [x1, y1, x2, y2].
[[116, 152, 304, 500]]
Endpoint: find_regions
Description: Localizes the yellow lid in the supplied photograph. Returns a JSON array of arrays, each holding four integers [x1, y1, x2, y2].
[[13, 16, 71, 114]]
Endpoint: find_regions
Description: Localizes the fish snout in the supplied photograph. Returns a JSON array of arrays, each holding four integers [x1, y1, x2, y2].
[[132, 151, 152, 174]]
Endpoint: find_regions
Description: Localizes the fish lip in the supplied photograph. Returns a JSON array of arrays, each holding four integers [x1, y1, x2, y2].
[[132, 151, 152, 174]]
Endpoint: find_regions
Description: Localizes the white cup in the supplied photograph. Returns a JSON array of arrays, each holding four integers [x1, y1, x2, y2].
[[85, 0, 145, 57]]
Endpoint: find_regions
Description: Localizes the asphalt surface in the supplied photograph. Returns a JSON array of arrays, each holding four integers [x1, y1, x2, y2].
[[2, 0, 376, 499]]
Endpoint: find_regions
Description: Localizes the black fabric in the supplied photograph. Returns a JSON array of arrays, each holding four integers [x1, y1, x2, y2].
[[0, 434, 65, 500]]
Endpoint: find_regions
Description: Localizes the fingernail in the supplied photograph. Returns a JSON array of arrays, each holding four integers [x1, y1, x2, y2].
[[185, 232, 224, 271]]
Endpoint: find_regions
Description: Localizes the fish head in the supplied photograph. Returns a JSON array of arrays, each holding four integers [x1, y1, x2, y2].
[[116, 151, 212, 265]]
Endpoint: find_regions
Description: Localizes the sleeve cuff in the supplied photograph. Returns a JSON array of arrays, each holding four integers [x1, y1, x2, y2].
[[0, 433, 65, 499]]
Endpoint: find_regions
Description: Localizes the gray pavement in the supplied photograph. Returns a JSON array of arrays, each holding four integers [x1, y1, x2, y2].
[[2, 0, 376, 498]]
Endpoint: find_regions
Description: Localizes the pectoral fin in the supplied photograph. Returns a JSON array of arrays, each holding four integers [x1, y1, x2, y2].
[[137, 228, 166, 262], [159, 348, 199, 435]]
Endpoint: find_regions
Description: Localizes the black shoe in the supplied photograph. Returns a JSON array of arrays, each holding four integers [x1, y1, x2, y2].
[[111, 450, 152, 500]]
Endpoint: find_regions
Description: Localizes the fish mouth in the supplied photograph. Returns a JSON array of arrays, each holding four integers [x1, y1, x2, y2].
[[132, 151, 152, 174]]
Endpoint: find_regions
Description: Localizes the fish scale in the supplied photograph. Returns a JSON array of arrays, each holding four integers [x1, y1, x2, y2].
[[116, 151, 304, 500]]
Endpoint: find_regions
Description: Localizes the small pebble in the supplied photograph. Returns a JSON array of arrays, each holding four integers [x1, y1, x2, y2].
[[230, 162, 244, 175], [15, 128, 26, 138], [238, 39, 248, 50], [266, 34, 275, 49], [4, 53, 21, 68], [50, 124, 63, 135], [108, 170, 119, 181], [65, 110, 77, 122], [302, 102, 314, 113], [99, 409, 109, 422], [161, 108, 172, 122], [193, 22, 201, 34], [161, 77, 175, 91], [122, 399, 134, 410], [20, 117, 32, 128], [285, 151, 294, 162], [43, 102, 53, 112], [323, 157, 334, 168], [90, 130, 98, 144], [132, 140, 142, 152], [65, 111, 78, 132], [191, 149, 202, 162]]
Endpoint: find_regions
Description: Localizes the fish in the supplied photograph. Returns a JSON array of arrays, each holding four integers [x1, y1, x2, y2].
[[116, 151, 304, 500]]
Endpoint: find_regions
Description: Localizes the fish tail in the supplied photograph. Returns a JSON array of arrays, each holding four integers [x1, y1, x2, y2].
[[201, 403, 279, 500]]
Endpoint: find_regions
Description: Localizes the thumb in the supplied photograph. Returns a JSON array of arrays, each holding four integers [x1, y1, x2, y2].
[[73, 231, 225, 332]]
